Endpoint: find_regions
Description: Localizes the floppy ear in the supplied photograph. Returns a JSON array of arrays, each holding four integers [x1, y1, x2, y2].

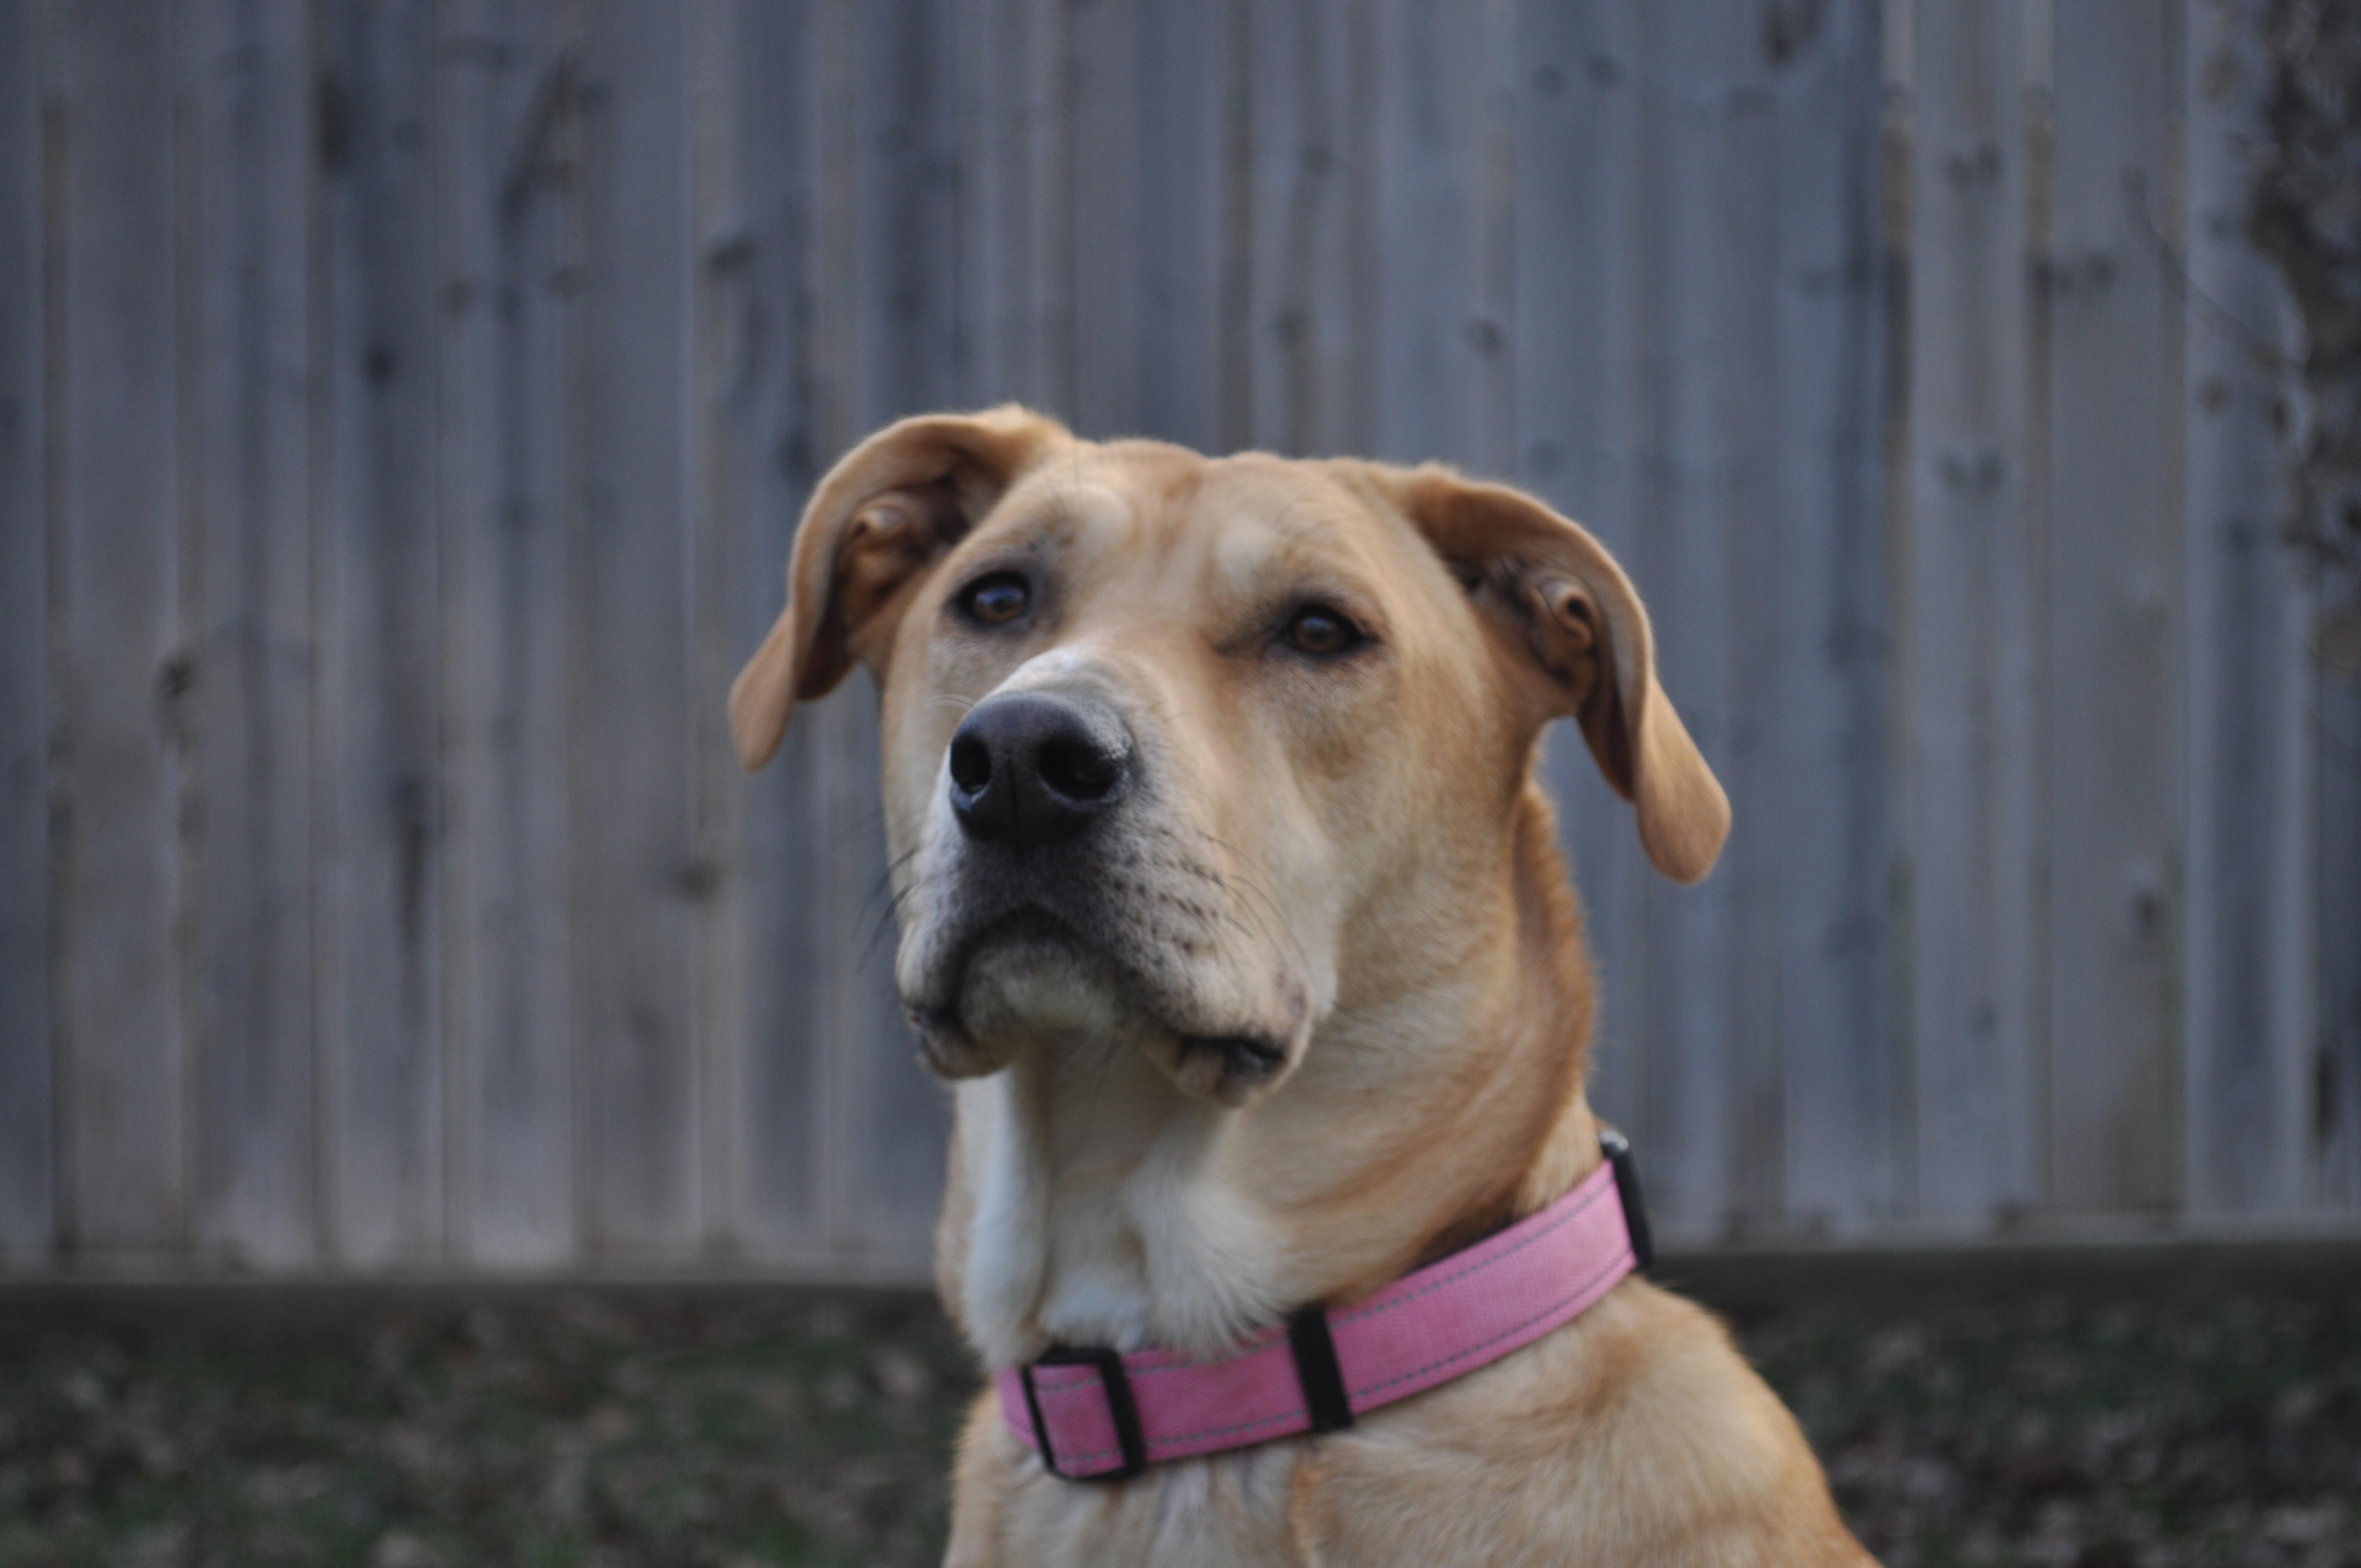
[[728, 405, 1069, 771], [1391, 467, 1730, 884]]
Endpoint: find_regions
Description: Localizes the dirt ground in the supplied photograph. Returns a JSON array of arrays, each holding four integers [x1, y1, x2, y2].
[[1, 1279, 2355, 1567]]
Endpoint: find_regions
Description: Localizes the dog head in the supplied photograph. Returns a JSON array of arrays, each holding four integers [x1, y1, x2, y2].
[[732, 407, 1727, 1108]]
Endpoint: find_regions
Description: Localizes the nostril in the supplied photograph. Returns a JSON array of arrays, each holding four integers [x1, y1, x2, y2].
[[948, 732, 992, 795], [1036, 735, 1124, 802]]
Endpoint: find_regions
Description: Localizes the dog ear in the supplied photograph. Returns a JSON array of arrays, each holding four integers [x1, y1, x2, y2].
[[1391, 467, 1730, 884], [729, 405, 1069, 772]]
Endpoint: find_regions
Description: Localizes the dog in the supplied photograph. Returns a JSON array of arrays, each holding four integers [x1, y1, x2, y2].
[[732, 407, 1875, 1566]]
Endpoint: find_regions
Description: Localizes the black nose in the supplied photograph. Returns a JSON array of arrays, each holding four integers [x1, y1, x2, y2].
[[947, 693, 1133, 847]]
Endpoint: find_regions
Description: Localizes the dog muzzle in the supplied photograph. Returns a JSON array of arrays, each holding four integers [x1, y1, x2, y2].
[[996, 1131, 1655, 1482]]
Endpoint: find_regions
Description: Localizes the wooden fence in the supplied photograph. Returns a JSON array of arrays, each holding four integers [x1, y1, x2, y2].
[[1, 0, 2354, 1280]]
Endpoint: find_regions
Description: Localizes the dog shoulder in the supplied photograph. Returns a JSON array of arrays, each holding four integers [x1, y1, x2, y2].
[[1286, 1278, 1877, 1567]]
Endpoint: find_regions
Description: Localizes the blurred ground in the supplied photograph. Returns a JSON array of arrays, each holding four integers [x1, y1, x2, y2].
[[1, 1280, 2356, 1567]]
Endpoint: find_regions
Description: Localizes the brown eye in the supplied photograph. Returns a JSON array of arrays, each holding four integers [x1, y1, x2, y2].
[[1283, 605, 1359, 656], [961, 573, 1030, 626]]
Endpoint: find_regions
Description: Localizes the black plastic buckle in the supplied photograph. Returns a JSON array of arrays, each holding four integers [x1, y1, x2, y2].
[[1285, 1305, 1356, 1434], [1598, 1128, 1655, 1272], [1019, 1345, 1149, 1481]]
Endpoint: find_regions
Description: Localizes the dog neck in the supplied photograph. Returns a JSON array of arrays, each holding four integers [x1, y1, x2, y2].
[[938, 782, 1604, 1369]]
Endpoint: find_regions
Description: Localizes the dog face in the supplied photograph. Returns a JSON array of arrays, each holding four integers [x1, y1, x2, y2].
[[881, 440, 1521, 1107], [731, 408, 1727, 1107]]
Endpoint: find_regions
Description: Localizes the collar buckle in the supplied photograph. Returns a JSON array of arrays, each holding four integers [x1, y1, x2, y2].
[[1019, 1344, 1149, 1481], [1598, 1126, 1654, 1271]]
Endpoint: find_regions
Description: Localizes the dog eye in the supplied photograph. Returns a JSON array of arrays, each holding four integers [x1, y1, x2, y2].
[[1283, 605, 1360, 656], [959, 573, 1031, 626]]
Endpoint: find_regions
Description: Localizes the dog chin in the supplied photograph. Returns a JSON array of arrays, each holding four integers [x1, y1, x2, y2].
[[906, 925, 1305, 1106], [907, 928, 1140, 1079], [960, 935, 1137, 1046]]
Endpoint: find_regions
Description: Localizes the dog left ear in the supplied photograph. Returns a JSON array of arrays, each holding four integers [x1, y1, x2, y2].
[[729, 405, 1069, 772], [1391, 467, 1730, 884]]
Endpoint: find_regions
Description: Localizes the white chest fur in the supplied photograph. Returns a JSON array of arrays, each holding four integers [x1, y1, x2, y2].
[[954, 1047, 1291, 1368]]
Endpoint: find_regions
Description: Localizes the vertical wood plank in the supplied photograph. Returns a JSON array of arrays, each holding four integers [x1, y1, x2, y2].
[[1030, 0, 1074, 418], [182, 0, 319, 1267], [1215, 0, 1254, 455], [437, 0, 578, 1267], [856, 0, 961, 429], [319, 0, 444, 1266], [952, 0, 1058, 409], [1373, 0, 1512, 471], [1629, 0, 1751, 1243], [689, 0, 741, 1265], [1515, 0, 1655, 1155], [1713, 3, 1789, 1242], [0, 0, 52, 1262], [1244, 0, 1379, 458], [1135, 0, 1227, 450], [13, 0, 2360, 1277], [2320, 601, 2361, 1210], [688, 0, 744, 1262], [2180, 0, 2315, 1219], [53, 0, 189, 1259], [573, 0, 700, 1260], [2044, 0, 2182, 1216], [845, 0, 954, 1257], [800, 0, 867, 1264], [1770, 0, 1895, 1235], [1065, 0, 1141, 438], [1905, 0, 2043, 1228], [698, 0, 833, 1261]]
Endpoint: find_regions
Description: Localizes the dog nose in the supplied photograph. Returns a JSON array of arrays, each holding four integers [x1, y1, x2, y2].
[[947, 693, 1133, 847]]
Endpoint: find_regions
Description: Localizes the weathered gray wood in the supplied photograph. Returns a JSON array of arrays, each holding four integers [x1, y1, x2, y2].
[[437, 0, 578, 1268], [319, 0, 444, 1267], [7, 0, 2360, 1281], [856, 0, 961, 429], [1627, 0, 1752, 1244], [951, 0, 1060, 410], [1905, 0, 2043, 1228], [1711, 3, 1788, 1243], [693, 0, 831, 1261], [1245, 0, 1378, 457], [2180, 0, 2315, 1219], [844, 0, 955, 1255], [1135, 0, 1229, 451], [2044, 0, 2182, 1215], [688, 0, 747, 1263], [183, 0, 319, 1267], [0, 0, 52, 1264], [796, 0, 866, 1260], [1373, 0, 1511, 471], [574, 0, 701, 1260], [1516, 0, 1653, 1149], [1064, 0, 1142, 438], [1770, 0, 1895, 1235], [52, 0, 189, 1257], [2320, 594, 2361, 1208]]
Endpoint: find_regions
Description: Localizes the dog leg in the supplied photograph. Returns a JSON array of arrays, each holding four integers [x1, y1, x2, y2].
[[943, 1391, 1011, 1568]]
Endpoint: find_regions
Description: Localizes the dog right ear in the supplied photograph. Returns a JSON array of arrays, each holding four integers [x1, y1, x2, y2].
[[1388, 466, 1731, 884], [729, 405, 1069, 772]]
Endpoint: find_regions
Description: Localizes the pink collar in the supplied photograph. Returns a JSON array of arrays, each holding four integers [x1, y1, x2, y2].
[[995, 1131, 1652, 1480]]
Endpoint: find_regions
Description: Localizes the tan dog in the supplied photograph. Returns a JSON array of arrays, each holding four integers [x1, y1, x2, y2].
[[732, 407, 1875, 1566]]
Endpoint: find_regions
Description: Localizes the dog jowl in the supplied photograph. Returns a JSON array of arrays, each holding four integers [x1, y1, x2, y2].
[[732, 408, 1873, 1567]]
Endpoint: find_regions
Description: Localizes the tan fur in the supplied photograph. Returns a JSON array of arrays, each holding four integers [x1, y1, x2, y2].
[[736, 407, 1874, 1566]]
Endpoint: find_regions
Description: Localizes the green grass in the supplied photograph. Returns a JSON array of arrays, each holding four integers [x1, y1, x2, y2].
[[2, 1287, 2357, 1566], [1747, 1295, 2361, 1567], [0, 1294, 970, 1568]]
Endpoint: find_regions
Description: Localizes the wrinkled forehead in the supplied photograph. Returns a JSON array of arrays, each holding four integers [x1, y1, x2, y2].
[[970, 443, 1418, 594]]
